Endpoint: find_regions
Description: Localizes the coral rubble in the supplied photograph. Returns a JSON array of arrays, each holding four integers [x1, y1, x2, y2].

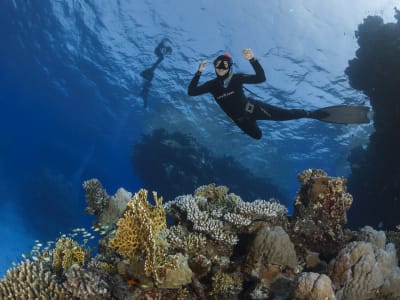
[[1, 169, 399, 299]]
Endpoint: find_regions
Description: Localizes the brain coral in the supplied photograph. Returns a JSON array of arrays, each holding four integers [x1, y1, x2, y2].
[[327, 235, 400, 300], [291, 272, 336, 300]]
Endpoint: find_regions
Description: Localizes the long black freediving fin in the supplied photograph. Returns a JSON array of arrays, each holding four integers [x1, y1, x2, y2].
[[309, 105, 370, 124]]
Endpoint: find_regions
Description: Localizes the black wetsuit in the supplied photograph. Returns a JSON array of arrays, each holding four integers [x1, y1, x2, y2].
[[188, 58, 308, 139]]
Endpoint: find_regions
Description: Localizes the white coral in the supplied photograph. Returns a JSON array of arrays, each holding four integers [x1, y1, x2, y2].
[[236, 199, 288, 220]]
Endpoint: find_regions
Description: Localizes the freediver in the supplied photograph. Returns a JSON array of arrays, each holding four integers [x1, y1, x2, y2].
[[141, 38, 172, 107], [188, 48, 370, 140]]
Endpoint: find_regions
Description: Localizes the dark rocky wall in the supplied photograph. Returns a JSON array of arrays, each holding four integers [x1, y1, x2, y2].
[[346, 9, 400, 229]]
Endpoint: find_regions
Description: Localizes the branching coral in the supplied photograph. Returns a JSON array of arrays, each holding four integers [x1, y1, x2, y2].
[[167, 225, 208, 255], [0, 259, 72, 299], [52, 236, 86, 275], [109, 188, 176, 284], [210, 271, 242, 299], [165, 184, 288, 250]]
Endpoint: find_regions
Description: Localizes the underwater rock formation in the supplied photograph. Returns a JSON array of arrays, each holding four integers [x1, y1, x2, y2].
[[1, 169, 400, 299], [345, 9, 400, 229], [290, 169, 353, 258], [132, 128, 285, 202]]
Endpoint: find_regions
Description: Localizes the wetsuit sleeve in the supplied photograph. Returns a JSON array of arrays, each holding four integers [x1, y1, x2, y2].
[[188, 71, 213, 96], [240, 58, 266, 84]]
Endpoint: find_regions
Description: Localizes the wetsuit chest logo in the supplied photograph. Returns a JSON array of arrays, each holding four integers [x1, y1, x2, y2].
[[216, 90, 235, 100]]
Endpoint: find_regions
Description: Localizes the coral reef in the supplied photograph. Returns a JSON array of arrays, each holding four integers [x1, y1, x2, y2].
[[63, 265, 111, 299], [291, 272, 336, 300], [328, 226, 400, 300], [0, 260, 71, 299], [244, 226, 298, 278], [132, 128, 285, 202], [346, 9, 400, 229], [290, 169, 353, 258], [83, 178, 132, 229], [53, 236, 86, 275], [108, 189, 176, 284], [164, 184, 288, 255], [1, 169, 399, 299]]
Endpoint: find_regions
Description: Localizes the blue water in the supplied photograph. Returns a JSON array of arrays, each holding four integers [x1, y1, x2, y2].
[[0, 0, 397, 276]]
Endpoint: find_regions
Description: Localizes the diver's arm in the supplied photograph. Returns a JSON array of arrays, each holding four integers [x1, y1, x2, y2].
[[188, 72, 213, 96], [188, 60, 212, 96], [241, 48, 266, 84], [240, 58, 266, 84]]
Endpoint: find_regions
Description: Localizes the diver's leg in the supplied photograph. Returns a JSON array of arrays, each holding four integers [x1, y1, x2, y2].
[[234, 119, 262, 140], [249, 99, 309, 121]]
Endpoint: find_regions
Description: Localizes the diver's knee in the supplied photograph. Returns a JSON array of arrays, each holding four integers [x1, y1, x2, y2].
[[249, 131, 262, 140]]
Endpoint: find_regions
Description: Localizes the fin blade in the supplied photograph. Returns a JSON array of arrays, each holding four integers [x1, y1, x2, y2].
[[311, 105, 370, 124]]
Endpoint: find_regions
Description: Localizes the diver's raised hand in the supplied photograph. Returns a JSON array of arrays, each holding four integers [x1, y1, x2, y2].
[[198, 60, 208, 72], [242, 48, 254, 60]]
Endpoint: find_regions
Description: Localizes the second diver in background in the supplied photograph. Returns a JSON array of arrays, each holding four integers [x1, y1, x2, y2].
[[188, 48, 370, 140], [141, 38, 172, 107]]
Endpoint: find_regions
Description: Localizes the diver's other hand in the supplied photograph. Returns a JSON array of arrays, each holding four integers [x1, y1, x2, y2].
[[198, 60, 208, 72], [242, 48, 254, 60]]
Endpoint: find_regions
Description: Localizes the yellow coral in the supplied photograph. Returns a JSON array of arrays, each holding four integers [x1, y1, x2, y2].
[[52, 237, 86, 274], [109, 189, 173, 283], [210, 271, 242, 298]]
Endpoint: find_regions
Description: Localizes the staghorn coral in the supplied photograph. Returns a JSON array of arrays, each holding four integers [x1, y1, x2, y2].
[[290, 169, 353, 257], [52, 236, 86, 275], [0, 259, 72, 299], [109, 188, 177, 284]]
